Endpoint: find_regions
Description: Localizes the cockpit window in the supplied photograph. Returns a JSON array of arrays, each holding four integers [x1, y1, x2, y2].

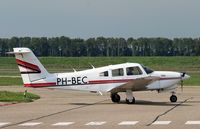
[[99, 71, 109, 77], [142, 65, 154, 74], [112, 68, 124, 77], [126, 66, 143, 75]]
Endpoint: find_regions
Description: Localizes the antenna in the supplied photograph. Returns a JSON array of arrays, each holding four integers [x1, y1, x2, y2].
[[89, 62, 95, 69], [72, 68, 77, 72], [69, 64, 77, 72]]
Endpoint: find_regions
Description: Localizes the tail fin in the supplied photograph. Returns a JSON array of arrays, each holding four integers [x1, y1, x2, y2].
[[10, 48, 49, 84]]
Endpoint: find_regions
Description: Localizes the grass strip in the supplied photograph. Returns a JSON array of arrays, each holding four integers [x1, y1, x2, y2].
[[0, 77, 23, 86], [0, 91, 40, 102]]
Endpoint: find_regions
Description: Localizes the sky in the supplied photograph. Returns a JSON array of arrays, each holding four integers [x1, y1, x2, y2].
[[0, 0, 200, 39]]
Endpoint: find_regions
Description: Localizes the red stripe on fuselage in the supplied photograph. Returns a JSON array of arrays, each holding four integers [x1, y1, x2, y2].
[[24, 82, 56, 87], [23, 77, 181, 87], [88, 77, 181, 84], [16, 59, 41, 72]]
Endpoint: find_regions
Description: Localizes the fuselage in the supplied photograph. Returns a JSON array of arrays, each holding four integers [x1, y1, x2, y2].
[[24, 63, 188, 93], [10, 47, 191, 104]]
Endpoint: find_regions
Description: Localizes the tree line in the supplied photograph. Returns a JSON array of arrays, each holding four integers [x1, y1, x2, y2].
[[0, 36, 200, 56]]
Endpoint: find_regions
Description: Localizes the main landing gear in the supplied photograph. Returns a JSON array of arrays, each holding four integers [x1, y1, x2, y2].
[[110, 91, 178, 104], [125, 90, 135, 104], [111, 90, 136, 104], [110, 93, 120, 103]]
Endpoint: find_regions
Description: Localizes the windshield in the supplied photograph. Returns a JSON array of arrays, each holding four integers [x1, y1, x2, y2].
[[142, 65, 154, 74]]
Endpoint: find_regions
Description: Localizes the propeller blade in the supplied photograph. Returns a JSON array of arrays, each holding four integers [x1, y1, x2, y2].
[[181, 72, 186, 77], [181, 80, 183, 92], [180, 72, 185, 92]]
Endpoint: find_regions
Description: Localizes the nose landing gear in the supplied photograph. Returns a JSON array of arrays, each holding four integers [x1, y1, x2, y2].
[[170, 95, 177, 102], [170, 91, 177, 102]]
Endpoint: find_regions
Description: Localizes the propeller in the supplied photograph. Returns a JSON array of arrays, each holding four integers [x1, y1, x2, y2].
[[180, 72, 186, 92], [180, 79, 183, 92]]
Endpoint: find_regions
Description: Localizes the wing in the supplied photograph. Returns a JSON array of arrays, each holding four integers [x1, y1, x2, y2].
[[109, 76, 159, 93]]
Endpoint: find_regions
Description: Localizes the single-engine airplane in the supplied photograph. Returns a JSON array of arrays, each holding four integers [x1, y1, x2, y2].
[[8, 48, 190, 104]]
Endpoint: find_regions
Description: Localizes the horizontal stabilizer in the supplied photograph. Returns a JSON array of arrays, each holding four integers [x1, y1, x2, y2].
[[7, 51, 30, 54], [7, 48, 32, 54]]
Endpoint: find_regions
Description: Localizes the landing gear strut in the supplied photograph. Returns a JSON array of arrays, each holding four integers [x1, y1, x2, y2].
[[111, 93, 120, 103], [125, 90, 135, 104], [110, 91, 136, 104]]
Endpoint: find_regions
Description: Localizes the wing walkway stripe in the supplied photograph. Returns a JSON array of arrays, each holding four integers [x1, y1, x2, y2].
[[118, 121, 138, 125], [185, 121, 200, 125], [152, 121, 171, 125], [52, 122, 74, 126], [18, 122, 42, 126], [85, 121, 106, 125]]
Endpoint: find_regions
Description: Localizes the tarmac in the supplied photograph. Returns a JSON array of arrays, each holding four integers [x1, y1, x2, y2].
[[0, 86, 200, 129]]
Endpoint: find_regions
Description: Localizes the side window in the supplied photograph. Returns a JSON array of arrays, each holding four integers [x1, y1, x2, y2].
[[112, 68, 124, 77], [126, 67, 143, 76], [99, 71, 109, 77]]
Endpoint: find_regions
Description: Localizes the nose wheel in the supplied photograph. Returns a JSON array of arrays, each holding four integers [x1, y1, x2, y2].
[[111, 93, 120, 103], [170, 95, 177, 102]]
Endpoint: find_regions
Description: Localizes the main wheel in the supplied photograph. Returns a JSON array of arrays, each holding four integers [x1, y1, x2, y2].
[[170, 95, 177, 102], [111, 93, 120, 103], [126, 97, 135, 104]]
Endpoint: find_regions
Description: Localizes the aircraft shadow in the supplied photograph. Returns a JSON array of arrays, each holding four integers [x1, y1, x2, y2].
[[68, 103, 95, 106], [69, 100, 191, 107], [119, 100, 191, 106]]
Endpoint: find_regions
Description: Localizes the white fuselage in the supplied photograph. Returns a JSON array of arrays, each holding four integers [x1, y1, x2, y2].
[[10, 47, 191, 104], [28, 63, 188, 93]]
